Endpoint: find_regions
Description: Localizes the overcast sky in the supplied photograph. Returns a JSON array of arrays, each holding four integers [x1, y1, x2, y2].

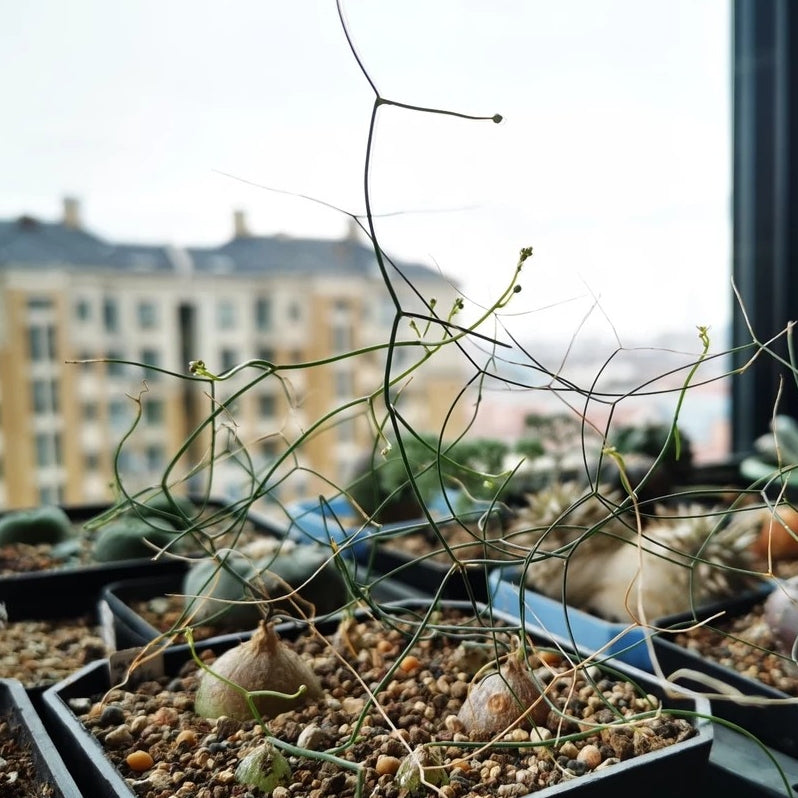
[[2, 1, 731, 345]]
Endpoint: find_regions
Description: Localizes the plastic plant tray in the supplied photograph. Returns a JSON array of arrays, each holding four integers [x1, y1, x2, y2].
[[101, 562, 436, 649], [42, 599, 712, 798], [0, 496, 269, 614], [651, 586, 798, 758], [280, 496, 493, 602], [489, 567, 654, 671], [0, 677, 82, 797]]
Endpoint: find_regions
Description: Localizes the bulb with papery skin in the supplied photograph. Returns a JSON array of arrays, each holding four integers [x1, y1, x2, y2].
[[457, 653, 548, 738], [194, 621, 324, 721]]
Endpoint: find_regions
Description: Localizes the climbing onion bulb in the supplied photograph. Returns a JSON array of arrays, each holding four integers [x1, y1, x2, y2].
[[457, 653, 549, 738], [194, 621, 324, 721]]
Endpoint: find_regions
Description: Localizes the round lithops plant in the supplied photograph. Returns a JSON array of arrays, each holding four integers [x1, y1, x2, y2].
[[0, 505, 74, 545], [91, 516, 181, 562]]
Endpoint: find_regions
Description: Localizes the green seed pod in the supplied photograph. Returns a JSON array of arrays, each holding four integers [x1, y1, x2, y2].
[[91, 516, 179, 562], [0, 506, 73, 545], [235, 741, 292, 792]]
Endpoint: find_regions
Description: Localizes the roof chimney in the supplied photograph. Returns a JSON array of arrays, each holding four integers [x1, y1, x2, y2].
[[62, 196, 82, 230], [233, 209, 250, 238]]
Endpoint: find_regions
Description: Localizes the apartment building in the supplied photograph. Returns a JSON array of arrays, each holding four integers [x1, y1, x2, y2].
[[0, 199, 469, 510]]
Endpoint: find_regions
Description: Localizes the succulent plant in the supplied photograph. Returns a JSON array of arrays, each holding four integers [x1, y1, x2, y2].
[[763, 575, 798, 655], [183, 541, 349, 626], [0, 505, 73, 545], [131, 492, 197, 530], [457, 651, 549, 737], [91, 516, 181, 562], [740, 415, 798, 491], [235, 741, 292, 792]]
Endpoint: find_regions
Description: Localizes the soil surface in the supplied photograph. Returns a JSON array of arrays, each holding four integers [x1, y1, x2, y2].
[[672, 599, 798, 695], [0, 711, 57, 797], [0, 515, 279, 577], [70, 608, 698, 798], [0, 615, 110, 689]]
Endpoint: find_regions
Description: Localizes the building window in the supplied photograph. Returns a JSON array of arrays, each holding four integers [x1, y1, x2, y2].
[[140, 348, 161, 381], [258, 394, 276, 417], [260, 439, 278, 460], [77, 350, 95, 370], [109, 399, 130, 430], [106, 351, 127, 377], [144, 399, 165, 425], [257, 346, 275, 364], [28, 325, 54, 362], [34, 432, 60, 467], [146, 445, 164, 471], [334, 370, 353, 398], [220, 348, 238, 372], [38, 485, 63, 505], [217, 299, 236, 330], [27, 296, 53, 311], [287, 301, 301, 322], [332, 325, 353, 354], [75, 298, 92, 321], [83, 401, 98, 421], [31, 378, 59, 415], [255, 297, 272, 331], [337, 418, 355, 443], [103, 297, 120, 333], [84, 451, 100, 471], [137, 300, 158, 329]]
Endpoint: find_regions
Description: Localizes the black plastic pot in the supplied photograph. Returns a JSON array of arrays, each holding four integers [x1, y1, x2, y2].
[[42, 599, 712, 798], [0, 500, 234, 616], [0, 564, 115, 716], [356, 532, 492, 603], [101, 563, 431, 649], [652, 588, 798, 758], [0, 677, 82, 797], [279, 499, 493, 602]]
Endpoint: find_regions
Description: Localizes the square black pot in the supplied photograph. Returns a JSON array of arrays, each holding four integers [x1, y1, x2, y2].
[[0, 499, 241, 616], [42, 599, 711, 798], [0, 677, 82, 797], [100, 563, 435, 649], [652, 588, 798, 758], [278, 499, 494, 602]]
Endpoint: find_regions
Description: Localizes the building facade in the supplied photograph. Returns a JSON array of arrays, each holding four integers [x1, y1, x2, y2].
[[0, 200, 469, 510]]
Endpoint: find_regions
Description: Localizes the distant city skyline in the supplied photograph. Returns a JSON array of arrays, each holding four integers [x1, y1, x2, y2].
[[2, 1, 732, 344]]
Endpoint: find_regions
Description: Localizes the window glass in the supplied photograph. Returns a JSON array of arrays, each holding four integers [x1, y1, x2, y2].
[[103, 297, 119, 333], [144, 399, 165, 424], [255, 297, 272, 331], [217, 299, 236, 330], [75, 298, 92, 321], [140, 348, 161, 381], [259, 394, 276, 417], [220, 348, 238, 372], [137, 300, 158, 329]]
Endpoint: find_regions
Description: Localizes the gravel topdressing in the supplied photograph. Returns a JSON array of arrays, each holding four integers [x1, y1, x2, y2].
[[68, 609, 698, 798]]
